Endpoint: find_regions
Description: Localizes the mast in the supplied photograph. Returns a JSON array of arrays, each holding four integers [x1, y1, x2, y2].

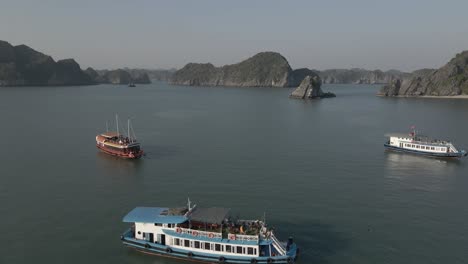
[[106, 121, 108, 132], [130, 121, 137, 142], [116, 114, 119, 136], [128, 119, 130, 141]]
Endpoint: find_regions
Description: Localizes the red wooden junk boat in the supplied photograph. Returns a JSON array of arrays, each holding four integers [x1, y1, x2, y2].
[[96, 116, 143, 159]]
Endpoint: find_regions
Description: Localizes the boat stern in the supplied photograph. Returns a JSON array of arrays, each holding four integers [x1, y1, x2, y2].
[[121, 227, 134, 241], [286, 237, 299, 261]]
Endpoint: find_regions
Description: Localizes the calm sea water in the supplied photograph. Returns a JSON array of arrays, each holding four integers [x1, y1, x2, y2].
[[1, 82, 467, 264]]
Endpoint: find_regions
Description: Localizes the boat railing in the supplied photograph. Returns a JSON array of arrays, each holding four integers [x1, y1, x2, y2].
[[410, 139, 451, 146], [270, 233, 287, 255], [178, 227, 222, 239], [228, 233, 259, 242]]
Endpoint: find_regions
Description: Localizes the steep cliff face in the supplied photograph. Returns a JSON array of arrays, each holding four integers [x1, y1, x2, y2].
[[289, 68, 320, 87], [104, 69, 132, 84], [290, 75, 336, 99], [0, 40, 94, 86], [48, 59, 93, 85], [170, 52, 297, 87], [379, 51, 468, 96]]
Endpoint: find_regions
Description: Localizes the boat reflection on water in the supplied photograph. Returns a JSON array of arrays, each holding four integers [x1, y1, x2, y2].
[[384, 151, 460, 173], [96, 151, 144, 175], [383, 152, 460, 192]]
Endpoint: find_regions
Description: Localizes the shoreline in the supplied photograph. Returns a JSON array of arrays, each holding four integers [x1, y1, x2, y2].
[[377, 94, 468, 99]]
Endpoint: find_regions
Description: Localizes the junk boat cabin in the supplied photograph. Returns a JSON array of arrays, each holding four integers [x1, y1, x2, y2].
[[96, 117, 143, 159], [384, 128, 467, 158], [121, 201, 299, 264]]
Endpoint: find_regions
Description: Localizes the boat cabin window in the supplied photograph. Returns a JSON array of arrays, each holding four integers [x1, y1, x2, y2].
[[204, 242, 211, 250], [154, 223, 162, 226], [236, 246, 243, 254], [215, 244, 221, 251], [184, 240, 190, 247], [174, 238, 180, 246], [194, 241, 200, 249], [225, 245, 232, 252], [248, 247, 254, 255]]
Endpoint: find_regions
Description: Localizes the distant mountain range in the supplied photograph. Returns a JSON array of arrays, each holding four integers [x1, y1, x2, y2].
[[318, 68, 410, 84], [169, 52, 317, 87], [168, 52, 412, 87], [0, 40, 154, 86], [2, 40, 467, 96]]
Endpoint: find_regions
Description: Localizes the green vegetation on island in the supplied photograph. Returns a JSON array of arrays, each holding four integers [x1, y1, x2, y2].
[[379, 51, 468, 96], [0, 40, 93, 86], [170, 52, 316, 87]]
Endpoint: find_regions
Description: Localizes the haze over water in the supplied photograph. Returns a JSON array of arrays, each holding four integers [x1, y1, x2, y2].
[[1, 83, 468, 264]]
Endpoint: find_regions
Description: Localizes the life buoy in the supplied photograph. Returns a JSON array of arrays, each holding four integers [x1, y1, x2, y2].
[[188, 252, 194, 258], [251, 258, 258, 264], [218, 256, 225, 263], [176, 227, 182, 233], [267, 258, 274, 263], [145, 243, 150, 249], [166, 247, 172, 253], [228, 234, 236, 240], [208, 233, 215, 239], [192, 230, 198, 236]]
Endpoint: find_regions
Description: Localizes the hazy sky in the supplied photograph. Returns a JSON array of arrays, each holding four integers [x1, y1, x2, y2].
[[1, 0, 468, 71]]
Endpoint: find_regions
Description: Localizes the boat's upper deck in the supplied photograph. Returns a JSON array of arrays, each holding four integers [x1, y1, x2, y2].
[[386, 133, 453, 146], [123, 206, 272, 238], [96, 133, 140, 148]]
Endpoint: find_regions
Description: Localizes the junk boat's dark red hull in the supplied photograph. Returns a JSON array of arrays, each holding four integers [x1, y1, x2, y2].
[[96, 143, 143, 159], [96, 132, 143, 159]]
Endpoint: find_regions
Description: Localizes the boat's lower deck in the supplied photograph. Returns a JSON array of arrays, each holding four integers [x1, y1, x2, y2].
[[121, 231, 298, 264], [384, 144, 466, 158]]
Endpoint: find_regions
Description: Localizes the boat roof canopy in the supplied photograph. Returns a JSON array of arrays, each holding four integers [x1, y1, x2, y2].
[[190, 207, 231, 225], [123, 207, 188, 224], [101, 132, 120, 138]]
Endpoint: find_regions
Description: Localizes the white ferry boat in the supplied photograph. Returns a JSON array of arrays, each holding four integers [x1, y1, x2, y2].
[[384, 128, 467, 158], [121, 200, 299, 264]]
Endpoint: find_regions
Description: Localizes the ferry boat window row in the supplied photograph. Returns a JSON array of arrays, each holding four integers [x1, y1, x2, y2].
[[173, 238, 257, 255], [404, 144, 445, 151]]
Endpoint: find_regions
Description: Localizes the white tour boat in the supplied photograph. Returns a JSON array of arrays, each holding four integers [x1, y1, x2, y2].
[[384, 127, 467, 158], [121, 200, 299, 264]]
